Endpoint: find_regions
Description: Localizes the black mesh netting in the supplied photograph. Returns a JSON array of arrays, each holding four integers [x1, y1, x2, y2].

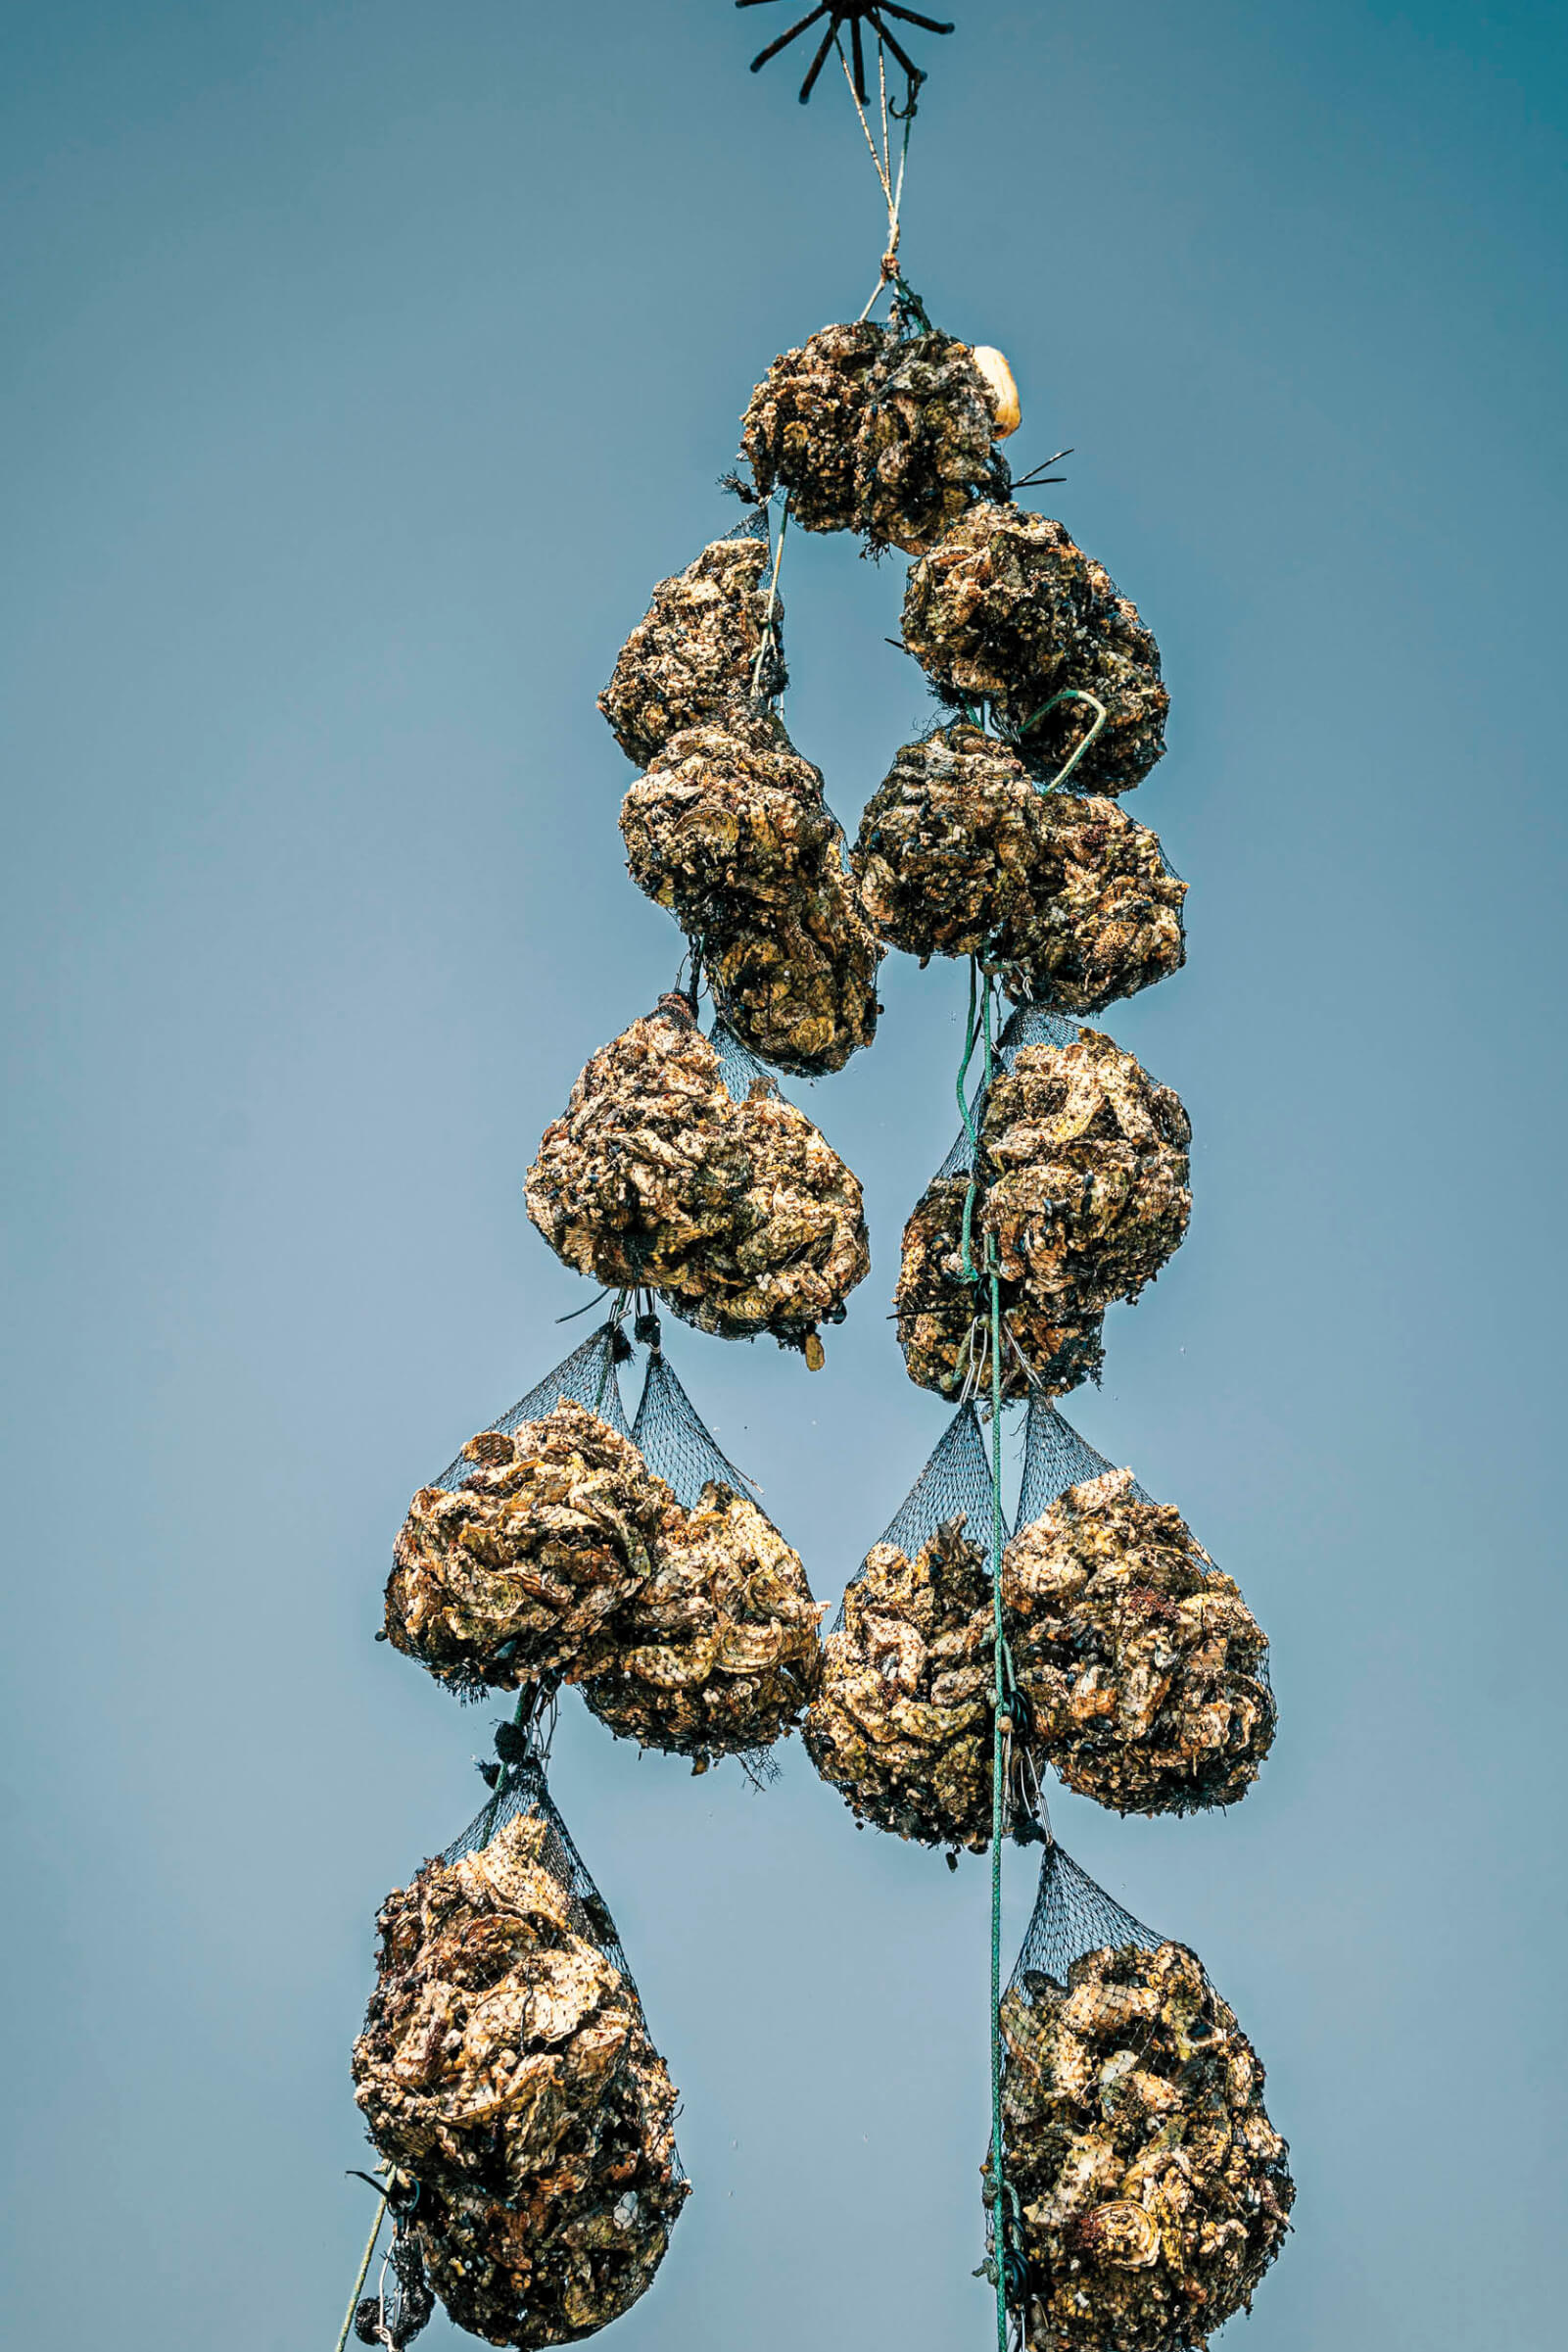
[[440, 1733, 641, 1994], [1008, 1837, 1160, 1999], [1015, 1389, 1152, 1527], [833, 1401, 997, 1631], [807, 1403, 1012, 1851], [1013, 1391, 1269, 1701], [935, 999, 1081, 1181], [632, 1343, 758, 1512], [430, 1321, 633, 1493], [707, 1016, 784, 1104]]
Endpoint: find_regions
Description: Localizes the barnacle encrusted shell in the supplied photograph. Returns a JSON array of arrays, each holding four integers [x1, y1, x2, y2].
[[803, 1520, 995, 1850], [740, 320, 892, 533], [855, 330, 1001, 553], [620, 715, 881, 1075], [524, 1001, 870, 1351], [903, 504, 1168, 793], [980, 1032, 1191, 1317], [384, 1405, 672, 1696], [417, 2155, 687, 2351], [740, 322, 1010, 549], [853, 725, 1185, 1013], [1005, 1468, 1274, 1814], [994, 1941, 1294, 2349], [598, 536, 786, 768], [573, 1482, 823, 1766], [894, 1172, 1106, 1404], [352, 1810, 683, 2215]]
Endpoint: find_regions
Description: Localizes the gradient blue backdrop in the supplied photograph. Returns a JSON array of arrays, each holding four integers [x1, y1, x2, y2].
[[3, 4, 1565, 2348]]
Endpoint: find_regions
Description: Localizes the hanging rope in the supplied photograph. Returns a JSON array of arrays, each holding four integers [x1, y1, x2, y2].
[[832, 34, 915, 320], [955, 960, 1015, 2350], [749, 497, 791, 697], [333, 2186, 388, 2352]]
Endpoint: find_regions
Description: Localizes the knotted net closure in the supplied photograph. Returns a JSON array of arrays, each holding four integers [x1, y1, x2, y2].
[[524, 997, 870, 1355], [353, 1743, 689, 2350], [903, 504, 1169, 795], [620, 706, 881, 1076], [853, 723, 1185, 1015], [598, 531, 788, 771], [990, 1840, 1294, 2352], [739, 313, 1013, 552], [1003, 1397, 1275, 1819], [805, 1405, 1010, 1851], [386, 1323, 822, 1768]]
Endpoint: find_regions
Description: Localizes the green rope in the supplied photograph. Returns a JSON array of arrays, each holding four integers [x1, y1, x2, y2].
[[982, 975, 1011, 2352], [333, 2191, 387, 2352], [957, 961, 1014, 2348]]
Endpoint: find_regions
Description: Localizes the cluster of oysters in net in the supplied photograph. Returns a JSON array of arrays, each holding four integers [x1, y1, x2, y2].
[[995, 1940, 1294, 2350], [524, 998, 869, 1356], [853, 724, 1184, 1014], [740, 317, 1018, 553], [353, 1807, 689, 2348], [902, 504, 1169, 796], [386, 1399, 822, 1767], [603, 537, 879, 1075], [895, 1030, 1190, 1402], [803, 1520, 996, 1851], [1003, 1469, 1274, 1817]]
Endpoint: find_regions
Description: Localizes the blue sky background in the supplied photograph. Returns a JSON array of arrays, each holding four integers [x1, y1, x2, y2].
[[2, 4, 1565, 2347]]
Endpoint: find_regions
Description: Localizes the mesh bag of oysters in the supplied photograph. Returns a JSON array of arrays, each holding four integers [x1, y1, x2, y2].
[[894, 1002, 1190, 1405], [1005, 1394, 1275, 1819], [385, 1319, 823, 1775], [739, 304, 1022, 552], [902, 502, 1169, 795], [619, 695, 880, 1077], [804, 1405, 1018, 1856], [852, 720, 1185, 1015], [598, 517, 787, 772], [987, 1839, 1294, 2350], [352, 1738, 689, 2348], [524, 994, 870, 1360]]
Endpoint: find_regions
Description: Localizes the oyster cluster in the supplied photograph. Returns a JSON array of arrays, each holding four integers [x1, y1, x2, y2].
[[387, 1403, 822, 1762], [620, 710, 880, 1074], [524, 1000, 870, 1352], [385, 1405, 666, 1697], [804, 1520, 996, 1849], [598, 535, 785, 769], [1004, 1469, 1274, 1815], [996, 1941, 1294, 2350], [903, 505, 1168, 794], [982, 1032, 1191, 1318], [894, 1171, 1106, 1404], [853, 724, 1185, 1013], [573, 1482, 823, 1768], [353, 1808, 689, 2347], [741, 321, 1011, 552]]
